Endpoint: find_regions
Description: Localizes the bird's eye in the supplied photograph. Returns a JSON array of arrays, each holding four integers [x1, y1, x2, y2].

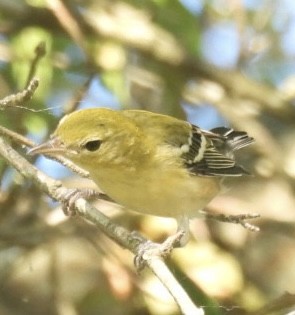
[[84, 140, 101, 152]]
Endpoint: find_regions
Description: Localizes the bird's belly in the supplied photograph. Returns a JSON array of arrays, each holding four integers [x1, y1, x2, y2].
[[92, 169, 221, 218]]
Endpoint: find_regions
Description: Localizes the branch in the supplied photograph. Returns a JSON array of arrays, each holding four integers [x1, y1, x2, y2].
[[201, 210, 260, 232], [26, 41, 46, 87], [63, 75, 95, 115], [0, 124, 89, 178], [0, 136, 204, 315], [148, 257, 204, 315], [0, 78, 39, 109]]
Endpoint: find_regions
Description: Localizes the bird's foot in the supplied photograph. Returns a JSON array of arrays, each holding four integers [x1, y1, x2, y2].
[[56, 188, 110, 216], [134, 230, 185, 272]]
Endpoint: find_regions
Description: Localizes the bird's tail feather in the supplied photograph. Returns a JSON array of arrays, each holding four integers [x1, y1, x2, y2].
[[210, 127, 254, 151]]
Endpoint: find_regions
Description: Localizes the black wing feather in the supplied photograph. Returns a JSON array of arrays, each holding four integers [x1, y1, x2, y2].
[[184, 126, 253, 177]]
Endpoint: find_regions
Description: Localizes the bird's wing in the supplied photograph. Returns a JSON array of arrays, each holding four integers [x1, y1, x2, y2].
[[122, 110, 253, 177], [182, 125, 253, 177]]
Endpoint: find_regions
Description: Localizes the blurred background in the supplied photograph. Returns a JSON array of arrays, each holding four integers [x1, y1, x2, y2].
[[1, 0, 295, 314]]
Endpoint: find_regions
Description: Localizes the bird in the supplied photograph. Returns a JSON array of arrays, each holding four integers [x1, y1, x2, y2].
[[29, 108, 254, 246]]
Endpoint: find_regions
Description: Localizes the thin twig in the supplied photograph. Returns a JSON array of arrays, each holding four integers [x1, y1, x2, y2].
[[0, 125, 89, 178], [46, 0, 85, 48], [0, 136, 204, 315], [63, 75, 94, 115], [0, 125, 35, 148], [200, 209, 260, 232], [26, 41, 46, 87], [0, 79, 89, 178], [0, 78, 39, 109]]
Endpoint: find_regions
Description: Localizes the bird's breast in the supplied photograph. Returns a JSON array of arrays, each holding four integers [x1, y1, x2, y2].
[[90, 166, 221, 218]]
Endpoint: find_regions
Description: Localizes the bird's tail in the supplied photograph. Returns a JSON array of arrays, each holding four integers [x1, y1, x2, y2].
[[210, 127, 254, 151], [192, 126, 254, 176]]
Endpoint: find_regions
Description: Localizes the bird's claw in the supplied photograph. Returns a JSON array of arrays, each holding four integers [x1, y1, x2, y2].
[[56, 188, 101, 216], [134, 231, 185, 272]]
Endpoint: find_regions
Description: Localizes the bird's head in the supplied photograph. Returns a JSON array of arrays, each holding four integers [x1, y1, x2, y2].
[[28, 108, 148, 170]]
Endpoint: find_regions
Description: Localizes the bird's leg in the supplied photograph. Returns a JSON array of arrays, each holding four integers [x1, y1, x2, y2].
[[134, 215, 190, 271], [56, 188, 112, 216], [176, 215, 190, 247]]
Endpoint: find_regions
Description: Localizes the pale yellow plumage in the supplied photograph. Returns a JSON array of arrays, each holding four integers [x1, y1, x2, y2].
[[29, 108, 253, 244]]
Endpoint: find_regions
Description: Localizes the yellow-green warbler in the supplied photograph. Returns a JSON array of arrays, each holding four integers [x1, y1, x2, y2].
[[29, 108, 254, 245]]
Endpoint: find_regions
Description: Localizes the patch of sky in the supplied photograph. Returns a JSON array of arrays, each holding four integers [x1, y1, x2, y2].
[[64, 42, 86, 63], [46, 89, 73, 117], [1, 159, 70, 191], [179, 0, 203, 14], [245, 54, 295, 86], [44, 75, 120, 117], [0, 34, 8, 68], [268, 61, 295, 85], [281, 20, 295, 57], [183, 102, 228, 129], [242, 0, 266, 10], [1, 168, 18, 191], [201, 22, 240, 69], [34, 156, 73, 179], [273, 0, 295, 31], [79, 76, 120, 110], [26, 128, 48, 145], [273, 0, 295, 66]]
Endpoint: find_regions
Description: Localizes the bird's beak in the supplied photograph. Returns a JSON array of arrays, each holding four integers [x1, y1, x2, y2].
[[28, 137, 67, 156]]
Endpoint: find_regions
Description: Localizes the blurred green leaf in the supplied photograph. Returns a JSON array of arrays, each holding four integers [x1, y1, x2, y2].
[[11, 27, 53, 100]]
